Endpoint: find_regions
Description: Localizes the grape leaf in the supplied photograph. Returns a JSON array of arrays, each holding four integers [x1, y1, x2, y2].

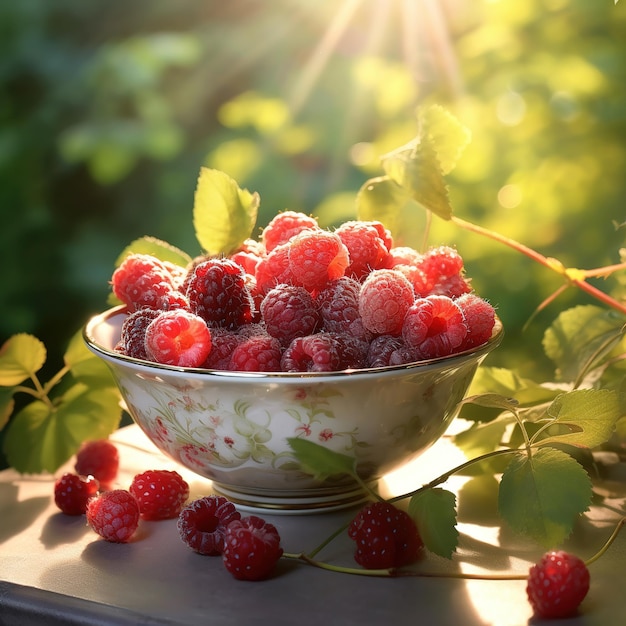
[[287, 437, 356, 481], [533, 388, 621, 449], [193, 167, 260, 256], [114, 235, 192, 268], [498, 447, 592, 547], [408, 488, 459, 558], [542, 305, 626, 383], [0, 334, 47, 386], [65, 328, 119, 388], [0, 386, 15, 431], [3, 383, 122, 474]]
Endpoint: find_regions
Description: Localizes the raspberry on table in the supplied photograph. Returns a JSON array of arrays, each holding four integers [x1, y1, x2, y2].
[[358, 269, 415, 336], [74, 439, 119, 486], [186, 258, 255, 330], [129, 469, 190, 520], [118, 308, 161, 360], [348, 501, 423, 569], [86, 489, 140, 543], [456, 292, 496, 349], [177, 495, 242, 555], [222, 515, 283, 581], [228, 335, 283, 372], [526, 551, 590, 619], [54, 473, 100, 515], [335, 220, 391, 280], [316, 277, 370, 341], [261, 284, 321, 347], [261, 210, 319, 252], [144, 309, 212, 367]]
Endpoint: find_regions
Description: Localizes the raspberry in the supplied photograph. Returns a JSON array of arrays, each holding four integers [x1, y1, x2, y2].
[[54, 473, 100, 515], [222, 515, 283, 581], [230, 238, 266, 276], [335, 220, 390, 280], [386, 246, 423, 268], [229, 335, 283, 372], [456, 293, 496, 349], [526, 551, 590, 619], [111, 253, 188, 312], [418, 245, 464, 283], [348, 501, 423, 569], [201, 328, 243, 370], [86, 489, 140, 543], [177, 495, 241, 556], [288, 230, 350, 292], [402, 295, 467, 359], [144, 309, 212, 367], [365, 334, 404, 368], [281, 332, 365, 372], [358, 269, 415, 336], [261, 210, 319, 252], [129, 469, 190, 520], [186, 258, 255, 330], [316, 277, 370, 341], [393, 264, 432, 298], [254, 243, 295, 296], [75, 439, 119, 485], [261, 284, 321, 347], [118, 308, 161, 360]]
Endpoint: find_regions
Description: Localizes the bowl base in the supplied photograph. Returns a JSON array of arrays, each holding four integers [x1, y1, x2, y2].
[[211, 482, 375, 515]]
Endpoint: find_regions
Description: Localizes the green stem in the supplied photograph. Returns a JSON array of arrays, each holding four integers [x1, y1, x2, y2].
[[585, 517, 626, 567]]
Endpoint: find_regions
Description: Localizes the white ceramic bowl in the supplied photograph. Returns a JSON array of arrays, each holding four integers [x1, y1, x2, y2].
[[84, 306, 502, 512]]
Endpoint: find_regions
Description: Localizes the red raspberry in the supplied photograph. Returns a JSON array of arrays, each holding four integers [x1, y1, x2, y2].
[[527, 551, 590, 619], [418, 245, 464, 282], [261, 210, 319, 252], [186, 258, 255, 330], [261, 284, 321, 347], [201, 328, 243, 370], [129, 469, 190, 520], [358, 269, 415, 336], [402, 295, 468, 359], [393, 264, 432, 298], [54, 473, 100, 515], [222, 515, 283, 581], [335, 220, 390, 280], [348, 501, 423, 569], [118, 308, 161, 360], [430, 273, 472, 298], [280, 332, 365, 372], [385, 246, 423, 268], [228, 335, 283, 372], [144, 309, 212, 367], [177, 495, 241, 555], [230, 238, 266, 276], [75, 439, 119, 486], [111, 253, 188, 312], [86, 489, 140, 543], [288, 230, 350, 292], [365, 334, 404, 368], [316, 277, 370, 341], [456, 293, 496, 349], [254, 243, 295, 296]]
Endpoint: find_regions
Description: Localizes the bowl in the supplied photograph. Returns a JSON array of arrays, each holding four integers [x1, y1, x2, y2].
[[84, 306, 503, 512]]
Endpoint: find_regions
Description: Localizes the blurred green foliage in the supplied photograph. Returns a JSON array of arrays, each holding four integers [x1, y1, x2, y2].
[[1, 0, 625, 385]]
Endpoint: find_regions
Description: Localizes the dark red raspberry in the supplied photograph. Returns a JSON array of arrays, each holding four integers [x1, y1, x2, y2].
[[254, 243, 295, 296], [86, 489, 140, 543], [358, 269, 415, 336], [186, 258, 255, 330], [316, 277, 370, 341], [74, 439, 119, 486], [228, 335, 283, 372], [201, 328, 243, 370], [288, 230, 350, 292], [144, 309, 212, 367], [261, 284, 321, 347], [348, 501, 423, 569], [111, 253, 188, 312], [281, 332, 365, 372], [118, 308, 161, 360], [261, 210, 319, 252], [222, 515, 283, 581], [365, 334, 405, 368], [527, 551, 590, 619], [402, 295, 468, 359], [177, 495, 242, 555], [456, 293, 496, 349], [54, 473, 100, 515], [336, 220, 391, 280], [129, 469, 190, 520]]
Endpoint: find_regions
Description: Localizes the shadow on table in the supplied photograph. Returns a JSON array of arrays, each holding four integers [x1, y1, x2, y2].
[[0, 482, 49, 545]]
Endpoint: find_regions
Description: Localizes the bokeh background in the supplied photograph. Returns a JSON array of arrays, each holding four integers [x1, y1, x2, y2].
[[1, 0, 625, 383]]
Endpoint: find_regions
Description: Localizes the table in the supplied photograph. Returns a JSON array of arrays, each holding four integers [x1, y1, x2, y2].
[[2, 425, 625, 625]]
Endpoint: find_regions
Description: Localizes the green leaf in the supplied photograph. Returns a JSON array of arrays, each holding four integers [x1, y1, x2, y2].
[[0, 334, 47, 386], [408, 488, 459, 558], [542, 305, 626, 383], [459, 393, 520, 412], [533, 388, 622, 449], [114, 235, 192, 268], [0, 386, 15, 431], [453, 417, 514, 460], [193, 167, 260, 256], [65, 329, 119, 388], [286, 437, 356, 481], [3, 383, 122, 474], [498, 447, 592, 547]]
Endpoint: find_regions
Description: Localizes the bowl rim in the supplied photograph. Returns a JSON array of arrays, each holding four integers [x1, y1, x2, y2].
[[83, 305, 504, 380]]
